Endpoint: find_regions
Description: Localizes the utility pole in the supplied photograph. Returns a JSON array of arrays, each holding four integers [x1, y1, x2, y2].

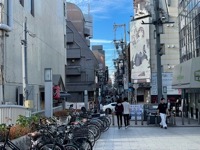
[[113, 23, 128, 98], [141, 0, 173, 103], [155, 0, 162, 103], [21, 17, 28, 103]]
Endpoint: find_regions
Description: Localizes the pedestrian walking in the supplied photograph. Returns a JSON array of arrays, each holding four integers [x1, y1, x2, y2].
[[157, 97, 168, 129], [122, 97, 130, 128], [115, 99, 124, 129]]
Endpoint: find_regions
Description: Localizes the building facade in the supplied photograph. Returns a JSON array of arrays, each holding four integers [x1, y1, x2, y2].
[[130, 0, 181, 103], [0, 0, 66, 111], [172, 0, 200, 119], [66, 2, 98, 102]]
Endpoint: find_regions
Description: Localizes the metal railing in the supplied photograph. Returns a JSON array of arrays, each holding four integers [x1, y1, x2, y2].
[[0, 105, 62, 124]]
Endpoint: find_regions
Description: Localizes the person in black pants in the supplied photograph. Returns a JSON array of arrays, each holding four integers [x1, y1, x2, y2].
[[122, 97, 131, 128], [115, 99, 124, 129]]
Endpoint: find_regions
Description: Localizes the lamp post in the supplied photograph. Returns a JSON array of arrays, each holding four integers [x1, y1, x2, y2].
[[44, 68, 53, 117]]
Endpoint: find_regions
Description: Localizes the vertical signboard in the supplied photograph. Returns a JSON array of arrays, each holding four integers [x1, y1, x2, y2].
[[130, 17, 151, 81]]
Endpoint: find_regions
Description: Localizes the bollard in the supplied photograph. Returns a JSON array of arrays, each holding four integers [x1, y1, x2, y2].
[[155, 115, 157, 126], [112, 111, 115, 126], [198, 112, 200, 124], [147, 114, 150, 125], [141, 113, 143, 125], [182, 110, 184, 125], [198, 111, 200, 125], [135, 112, 137, 125], [173, 114, 176, 125], [188, 111, 190, 124]]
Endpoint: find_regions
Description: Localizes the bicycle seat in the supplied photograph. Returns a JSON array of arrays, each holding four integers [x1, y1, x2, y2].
[[27, 131, 41, 140]]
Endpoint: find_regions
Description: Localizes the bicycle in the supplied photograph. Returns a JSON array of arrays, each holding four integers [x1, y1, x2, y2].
[[0, 125, 21, 150]]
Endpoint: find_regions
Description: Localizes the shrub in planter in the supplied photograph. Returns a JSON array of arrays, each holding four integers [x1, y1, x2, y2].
[[9, 125, 31, 140], [53, 110, 69, 117], [0, 114, 40, 140], [0, 123, 6, 142]]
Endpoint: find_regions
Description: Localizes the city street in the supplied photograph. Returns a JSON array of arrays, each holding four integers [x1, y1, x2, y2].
[[94, 126, 200, 150]]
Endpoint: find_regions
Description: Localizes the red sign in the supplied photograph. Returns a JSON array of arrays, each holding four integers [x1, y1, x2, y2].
[[53, 85, 60, 100]]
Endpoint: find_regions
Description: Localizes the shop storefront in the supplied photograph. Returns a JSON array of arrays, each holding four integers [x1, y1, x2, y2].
[[172, 58, 200, 119]]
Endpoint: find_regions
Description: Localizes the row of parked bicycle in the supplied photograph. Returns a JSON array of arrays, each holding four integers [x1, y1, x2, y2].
[[0, 109, 111, 150]]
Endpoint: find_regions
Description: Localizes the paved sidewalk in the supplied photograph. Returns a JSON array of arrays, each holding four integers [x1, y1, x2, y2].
[[109, 115, 200, 127], [94, 126, 200, 150]]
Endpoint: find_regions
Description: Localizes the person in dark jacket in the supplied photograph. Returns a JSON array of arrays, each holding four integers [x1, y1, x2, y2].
[[115, 99, 124, 129]]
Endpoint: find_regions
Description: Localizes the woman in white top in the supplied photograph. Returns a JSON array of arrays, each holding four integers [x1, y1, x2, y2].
[[122, 97, 131, 128]]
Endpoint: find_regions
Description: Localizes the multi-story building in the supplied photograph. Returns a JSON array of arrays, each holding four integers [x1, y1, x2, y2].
[[130, 0, 181, 103], [0, 0, 66, 111], [92, 45, 108, 102], [66, 2, 98, 102], [172, 0, 200, 119]]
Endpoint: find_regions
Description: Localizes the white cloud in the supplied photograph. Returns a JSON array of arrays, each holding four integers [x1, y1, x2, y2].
[[67, 0, 132, 18], [90, 39, 112, 44]]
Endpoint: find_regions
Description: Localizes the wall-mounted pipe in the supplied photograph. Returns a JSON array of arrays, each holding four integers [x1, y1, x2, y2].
[[0, 0, 13, 32]]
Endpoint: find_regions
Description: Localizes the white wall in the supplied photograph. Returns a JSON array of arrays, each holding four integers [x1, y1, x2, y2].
[[2, 0, 66, 108]]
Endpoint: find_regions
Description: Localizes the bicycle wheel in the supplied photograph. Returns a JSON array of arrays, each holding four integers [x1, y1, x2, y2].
[[39, 143, 64, 150], [87, 123, 101, 141], [88, 129, 95, 146], [73, 137, 93, 150], [64, 144, 79, 150]]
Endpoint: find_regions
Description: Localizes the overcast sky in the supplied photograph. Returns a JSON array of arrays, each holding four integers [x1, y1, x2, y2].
[[66, 0, 133, 77]]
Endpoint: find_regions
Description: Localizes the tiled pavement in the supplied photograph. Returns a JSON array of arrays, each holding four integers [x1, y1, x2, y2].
[[93, 116, 200, 150]]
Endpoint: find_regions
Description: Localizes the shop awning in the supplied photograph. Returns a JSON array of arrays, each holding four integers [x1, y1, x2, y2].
[[172, 58, 200, 89]]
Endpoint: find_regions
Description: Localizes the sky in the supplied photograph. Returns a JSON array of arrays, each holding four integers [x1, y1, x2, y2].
[[66, 0, 133, 77]]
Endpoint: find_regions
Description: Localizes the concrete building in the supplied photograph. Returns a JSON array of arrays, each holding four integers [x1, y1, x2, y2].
[[130, 0, 181, 103], [92, 45, 109, 102], [0, 0, 66, 111], [66, 2, 98, 102], [172, 0, 200, 119]]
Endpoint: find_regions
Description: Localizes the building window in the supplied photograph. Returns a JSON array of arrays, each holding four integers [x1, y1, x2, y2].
[[19, 0, 24, 7], [31, 0, 34, 16]]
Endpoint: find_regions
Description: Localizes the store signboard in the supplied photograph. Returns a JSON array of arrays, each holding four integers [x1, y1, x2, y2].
[[130, 104, 144, 120], [151, 72, 181, 95]]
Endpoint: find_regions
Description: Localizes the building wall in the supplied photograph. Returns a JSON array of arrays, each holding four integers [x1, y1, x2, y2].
[[176, 0, 200, 119], [131, 0, 180, 103], [66, 3, 98, 102], [0, 0, 66, 109]]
